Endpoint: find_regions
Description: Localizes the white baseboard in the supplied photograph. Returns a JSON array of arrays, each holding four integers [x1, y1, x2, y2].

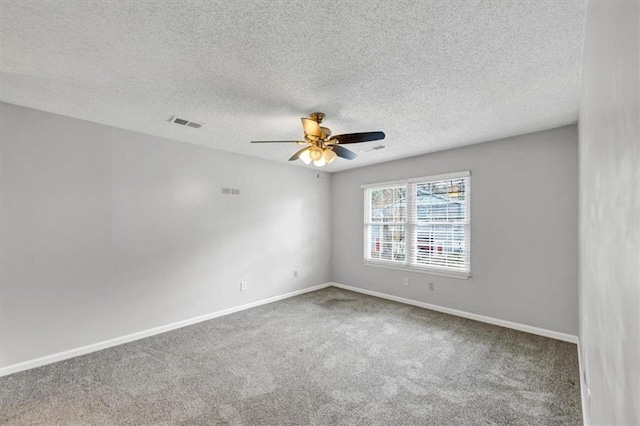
[[577, 338, 589, 425], [1, 281, 578, 377], [0, 283, 331, 377], [328, 282, 578, 344]]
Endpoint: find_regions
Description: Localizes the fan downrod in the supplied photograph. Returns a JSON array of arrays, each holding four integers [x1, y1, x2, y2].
[[309, 112, 325, 123]]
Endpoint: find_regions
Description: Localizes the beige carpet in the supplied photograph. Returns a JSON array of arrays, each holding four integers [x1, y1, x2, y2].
[[0, 287, 582, 425]]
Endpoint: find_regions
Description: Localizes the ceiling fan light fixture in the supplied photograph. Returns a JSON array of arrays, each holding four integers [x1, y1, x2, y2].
[[299, 149, 312, 165], [313, 157, 327, 167], [309, 146, 323, 161], [323, 148, 337, 164]]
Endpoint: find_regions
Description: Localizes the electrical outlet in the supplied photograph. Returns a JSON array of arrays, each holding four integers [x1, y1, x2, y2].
[[403, 277, 410, 287], [429, 282, 435, 291], [231, 188, 240, 195], [240, 281, 247, 291], [221, 187, 231, 194], [293, 270, 298, 278]]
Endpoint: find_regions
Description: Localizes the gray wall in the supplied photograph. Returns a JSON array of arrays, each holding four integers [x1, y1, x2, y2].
[[0, 102, 331, 368], [578, 1, 639, 424], [331, 126, 579, 335]]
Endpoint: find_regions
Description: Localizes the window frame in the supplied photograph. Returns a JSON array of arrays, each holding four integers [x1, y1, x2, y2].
[[362, 171, 471, 279]]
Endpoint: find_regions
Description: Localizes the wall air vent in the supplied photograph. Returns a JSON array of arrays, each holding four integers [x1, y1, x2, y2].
[[363, 145, 387, 153], [168, 115, 203, 129]]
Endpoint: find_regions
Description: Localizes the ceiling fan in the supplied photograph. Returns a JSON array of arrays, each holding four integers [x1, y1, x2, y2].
[[250, 112, 385, 167]]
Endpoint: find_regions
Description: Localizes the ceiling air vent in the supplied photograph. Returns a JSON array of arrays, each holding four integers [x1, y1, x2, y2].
[[168, 115, 203, 129], [363, 145, 387, 153]]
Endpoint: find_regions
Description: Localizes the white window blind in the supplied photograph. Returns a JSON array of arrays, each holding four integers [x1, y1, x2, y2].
[[364, 184, 407, 263], [363, 171, 470, 278]]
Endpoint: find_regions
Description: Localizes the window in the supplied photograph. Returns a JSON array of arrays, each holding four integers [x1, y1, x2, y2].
[[363, 171, 470, 279]]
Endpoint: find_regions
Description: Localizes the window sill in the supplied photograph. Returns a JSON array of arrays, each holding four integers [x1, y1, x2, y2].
[[363, 260, 471, 280]]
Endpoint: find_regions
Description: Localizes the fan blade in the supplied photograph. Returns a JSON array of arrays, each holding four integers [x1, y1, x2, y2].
[[329, 131, 385, 144], [301, 118, 323, 138], [320, 126, 331, 138], [250, 140, 303, 143], [332, 144, 357, 160], [289, 147, 310, 161]]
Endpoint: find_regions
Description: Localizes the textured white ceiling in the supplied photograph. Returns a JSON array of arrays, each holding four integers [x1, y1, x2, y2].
[[0, 0, 587, 172]]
